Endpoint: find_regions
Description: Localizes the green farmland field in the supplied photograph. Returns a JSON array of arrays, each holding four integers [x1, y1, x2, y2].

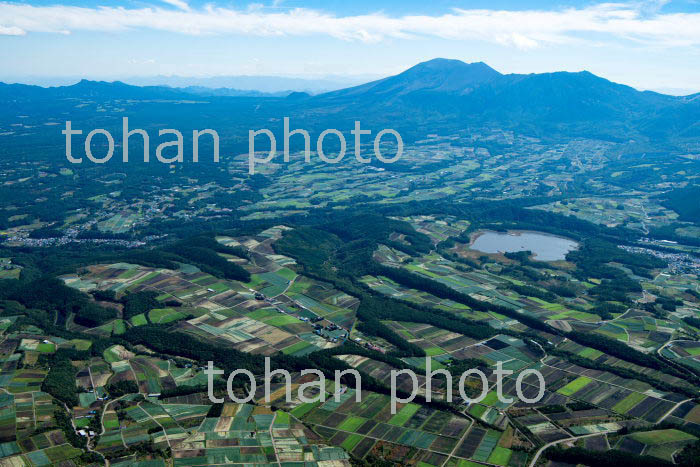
[[338, 416, 366, 432], [389, 403, 420, 426], [556, 376, 592, 396], [612, 392, 647, 414], [341, 433, 363, 451], [630, 429, 696, 445], [130, 313, 148, 327], [264, 314, 302, 326], [486, 446, 512, 466]]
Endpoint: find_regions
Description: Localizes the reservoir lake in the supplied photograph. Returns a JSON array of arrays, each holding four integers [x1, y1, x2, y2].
[[470, 230, 579, 261]]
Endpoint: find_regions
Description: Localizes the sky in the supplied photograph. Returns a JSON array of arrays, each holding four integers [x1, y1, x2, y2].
[[1, 0, 699, 94]]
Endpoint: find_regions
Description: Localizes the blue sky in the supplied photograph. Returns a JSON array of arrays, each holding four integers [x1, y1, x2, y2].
[[1, 0, 699, 93]]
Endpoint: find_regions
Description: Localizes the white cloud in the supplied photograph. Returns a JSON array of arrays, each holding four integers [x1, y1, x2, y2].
[[127, 58, 157, 65], [0, 25, 25, 35], [0, 1, 698, 49], [161, 0, 190, 11]]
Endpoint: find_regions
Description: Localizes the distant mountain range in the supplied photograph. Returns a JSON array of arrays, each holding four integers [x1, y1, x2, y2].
[[2, 58, 699, 146], [0, 74, 371, 95], [0, 79, 288, 100], [124, 74, 371, 94]]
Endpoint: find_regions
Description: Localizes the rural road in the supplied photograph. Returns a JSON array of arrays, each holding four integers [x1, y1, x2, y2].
[[657, 397, 693, 424], [528, 431, 613, 467], [442, 412, 474, 467], [656, 339, 700, 380], [268, 412, 282, 467], [138, 400, 171, 448]]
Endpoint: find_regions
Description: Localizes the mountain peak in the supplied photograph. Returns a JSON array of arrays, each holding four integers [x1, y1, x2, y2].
[[411, 58, 498, 73], [394, 58, 501, 92], [320, 58, 501, 99]]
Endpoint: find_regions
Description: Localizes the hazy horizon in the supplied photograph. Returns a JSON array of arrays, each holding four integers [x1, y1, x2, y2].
[[1, 63, 697, 96], [2, 1, 700, 95]]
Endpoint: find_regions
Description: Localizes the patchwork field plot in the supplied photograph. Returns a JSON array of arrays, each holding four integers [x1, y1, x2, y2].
[[170, 403, 349, 466], [616, 429, 697, 461], [557, 340, 694, 394], [541, 356, 685, 423], [662, 340, 700, 372], [64, 254, 359, 357], [98, 212, 140, 233], [336, 354, 446, 397], [397, 216, 471, 245], [284, 379, 472, 465], [665, 400, 700, 429], [370, 247, 603, 333], [2, 209, 697, 467], [101, 347, 212, 395]]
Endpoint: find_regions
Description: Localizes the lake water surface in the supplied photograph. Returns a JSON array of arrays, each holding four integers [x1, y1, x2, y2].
[[470, 231, 579, 261]]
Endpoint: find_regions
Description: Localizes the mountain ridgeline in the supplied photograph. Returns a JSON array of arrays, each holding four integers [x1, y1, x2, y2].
[[1, 58, 699, 147]]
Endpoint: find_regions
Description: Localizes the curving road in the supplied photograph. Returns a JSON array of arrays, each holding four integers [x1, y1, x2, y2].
[[528, 430, 613, 467]]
